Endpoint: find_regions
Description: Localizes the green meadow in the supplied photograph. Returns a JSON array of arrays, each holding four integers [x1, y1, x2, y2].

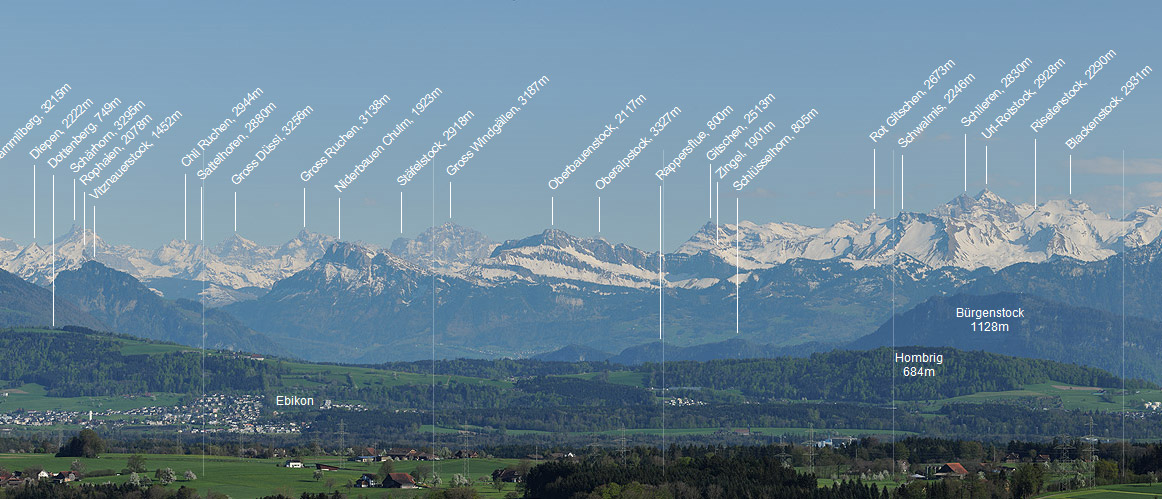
[[0, 453, 524, 498]]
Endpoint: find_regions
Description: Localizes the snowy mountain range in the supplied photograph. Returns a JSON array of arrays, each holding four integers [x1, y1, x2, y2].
[[0, 226, 336, 305], [4, 189, 1162, 361], [677, 189, 1160, 273], [428, 189, 1161, 293], [2, 190, 1160, 304]]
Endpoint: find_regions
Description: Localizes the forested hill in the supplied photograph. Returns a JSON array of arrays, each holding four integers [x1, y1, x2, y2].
[[0, 327, 280, 397], [1, 327, 1151, 408], [641, 347, 1155, 404], [370, 347, 1152, 405]]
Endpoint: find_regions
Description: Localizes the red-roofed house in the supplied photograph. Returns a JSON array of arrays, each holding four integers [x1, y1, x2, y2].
[[384, 472, 418, 489], [53, 471, 80, 483], [935, 463, 969, 479]]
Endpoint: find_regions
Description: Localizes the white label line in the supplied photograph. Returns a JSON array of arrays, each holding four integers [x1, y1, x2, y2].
[[598, 196, 602, 233], [234, 192, 238, 232], [32, 163, 36, 239], [52, 173, 55, 327], [873, 148, 877, 211], [448, 181, 453, 219], [1069, 155, 1073, 194], [338, 197, 342, 240], [184, 175, 188, 240], [551, 196, 555, 226], [659, 185, 663, 341]]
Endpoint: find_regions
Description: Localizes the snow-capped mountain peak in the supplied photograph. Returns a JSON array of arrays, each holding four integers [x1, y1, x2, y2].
[[677, 189, 1156, 273], [389, 222, 496, 274], [0, 227, 334, 301]]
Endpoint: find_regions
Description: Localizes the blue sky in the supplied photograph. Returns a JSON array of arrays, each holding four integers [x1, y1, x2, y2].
[[1, 1, 1160, 250]]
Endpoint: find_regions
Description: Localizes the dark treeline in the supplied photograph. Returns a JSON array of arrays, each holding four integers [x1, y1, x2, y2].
[[526, 445, 888, 498], [527, 441, 1162, 499], [0, 481, 202, 499]]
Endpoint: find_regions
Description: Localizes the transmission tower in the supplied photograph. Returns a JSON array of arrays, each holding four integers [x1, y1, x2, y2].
[[800, 425, 817, 475], [1054, 434, 1075, 463], [335, 420, 347, 466], [774, 438, 792, 468]]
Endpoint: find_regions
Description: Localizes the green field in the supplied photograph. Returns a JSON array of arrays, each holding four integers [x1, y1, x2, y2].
[[921, 383, 1162, 412], [1038, 482, 1162, 497], [0, 383, 184, 413], [0, 453, 522, 498]]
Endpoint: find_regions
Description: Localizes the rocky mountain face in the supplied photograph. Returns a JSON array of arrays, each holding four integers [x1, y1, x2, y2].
[[223, 237, 976, 361], [389, 222, 496, 273], [223, 242, 456, 362]]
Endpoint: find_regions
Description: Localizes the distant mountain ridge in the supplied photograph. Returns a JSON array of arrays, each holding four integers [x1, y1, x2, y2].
[[533, 339, 831, 365], [0, 227, 336, 306], [0, 267, 105, 330], [848, 292, 1162, 383], [4, 189, 1157, 298], [6, 189, 1162, 363], [54, 261, 284, 355], [678, 189, 1159, 272], [389, 222, 496, 274]]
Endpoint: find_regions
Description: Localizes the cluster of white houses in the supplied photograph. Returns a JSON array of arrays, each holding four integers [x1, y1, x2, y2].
[[346, 448, 449, 462], [0, 470, 81, 487]]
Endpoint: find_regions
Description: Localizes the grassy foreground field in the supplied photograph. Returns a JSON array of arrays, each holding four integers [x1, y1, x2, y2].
[[1038, 482, 1162, 497], [0, 453, 523, 498]]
